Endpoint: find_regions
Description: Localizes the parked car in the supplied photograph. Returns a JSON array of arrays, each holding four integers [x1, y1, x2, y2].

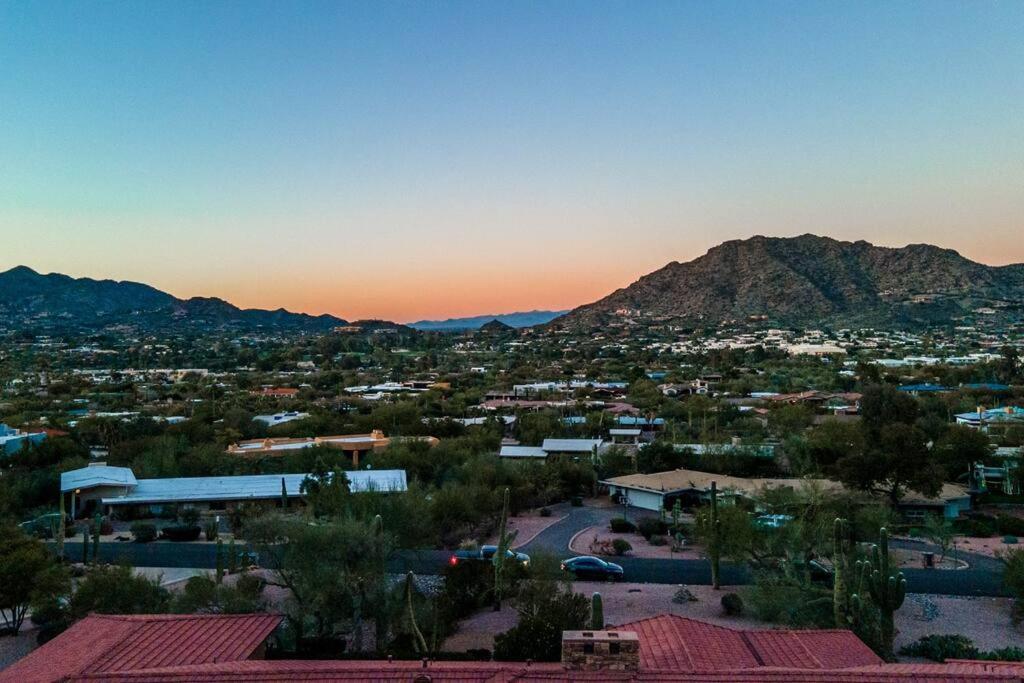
[[560, 555, 624, 581], [450, 545, 530, 567]]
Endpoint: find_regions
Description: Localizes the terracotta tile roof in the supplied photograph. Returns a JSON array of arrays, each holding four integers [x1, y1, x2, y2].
[[59, 659, 1024, 682], [0, 614, 282, 683], [616, 615, 880, 671]]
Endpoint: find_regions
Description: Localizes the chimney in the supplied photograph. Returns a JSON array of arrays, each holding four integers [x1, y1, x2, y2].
[[561, 630, 639, 671]]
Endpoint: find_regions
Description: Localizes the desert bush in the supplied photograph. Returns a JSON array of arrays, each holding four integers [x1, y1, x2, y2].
[[609, 518, 636, 533], [611, 538, 632, 556], [900, 634, 976, 661], [180, 507, 201, 528], [637, 517, 669, 540], [648, 534, 668, 546], [204, 519, 219, 541], [539, 507, 552, 518], [997, 515, 1024, 537], [571, 496, 583, 507], [672, 587, 698, 603], [130, 522, 157, 543], [721, 592, 744, 616]]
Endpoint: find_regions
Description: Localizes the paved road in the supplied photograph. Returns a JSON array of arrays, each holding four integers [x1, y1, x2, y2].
[[56, 539, 1009, 597]]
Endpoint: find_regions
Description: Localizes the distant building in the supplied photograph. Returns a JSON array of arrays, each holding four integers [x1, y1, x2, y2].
[[60, 463, 407, 517], [253, 387, 300, 398], [0, 423, 47, 456], [601, 468, 970, 519], [226, 429, 438, 466], [253, 411, 310, 427]]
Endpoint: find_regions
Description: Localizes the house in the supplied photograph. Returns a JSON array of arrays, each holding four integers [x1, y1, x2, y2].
[[226, 430, 437, 466], [898, 383, 950, 395], [542, 438, 604, 457], [955, 406, 1024, 430], [0, 423, 47, 456], [498, 438, 604, 460], [498, 445, 549, 459], [601, 467, 970, 518], [252, 387, 300, 398], [7, 611, 1021, 682], [609, 428, 641, 445], [253, 411, 310, 427], [60, 464, 407, 517]]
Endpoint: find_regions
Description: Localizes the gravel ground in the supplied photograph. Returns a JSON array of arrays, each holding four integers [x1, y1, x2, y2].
[[442, 582, 1024, 656], [896, 594, 1023, 652], [570, 526, 703, 560], [955, 536, 1021, 559], [0, 628, 38, 672]]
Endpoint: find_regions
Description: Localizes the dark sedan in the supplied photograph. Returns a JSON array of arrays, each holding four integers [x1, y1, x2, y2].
[[561, 555, 624, 581]]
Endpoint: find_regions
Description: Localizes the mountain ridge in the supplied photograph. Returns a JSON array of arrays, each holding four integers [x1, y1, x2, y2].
[[409, 310, 567, 331], [553, 234, 1024, 328], [0, 266, 349, 332]]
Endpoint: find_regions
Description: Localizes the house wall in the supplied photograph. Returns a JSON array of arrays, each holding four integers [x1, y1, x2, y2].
[[608, 486, 664, 512]]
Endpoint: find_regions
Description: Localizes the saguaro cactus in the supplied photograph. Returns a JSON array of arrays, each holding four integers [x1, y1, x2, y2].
[[852, 527, 906, 660], [709, 481, 722, 590], [216, 539, 225, 583], [57, 492, 66, 561], [492, 487, 518, 611], [405, 572, 428, 654], [281, 477, 288, 509], [833, 517, 852, 628], [92, 513, 101, 564], [591, 592, 604, 630], [81, 525, 89, 564]]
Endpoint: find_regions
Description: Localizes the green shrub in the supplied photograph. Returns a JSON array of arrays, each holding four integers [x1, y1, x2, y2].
[[611, 538, 632, 556], [956, 516, 995, 538], [979, 647, 1024, 662], [637, 517, 669, 540], [539, 507, 552, 518], [997, 515, 1024, 537], [609, 518, 636, 533], [130, 522, 157, 543], [571, 496, 583, 507], [161, 525, 201, 542], [721, 592, 744, 616], [180, 507, 201, 528], [900, 634, 979, 662]]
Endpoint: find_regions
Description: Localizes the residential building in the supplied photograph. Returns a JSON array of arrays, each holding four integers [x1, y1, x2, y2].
[[60, 463, 407, 517], [601, 468, 970, 519], [226, 431, 438, 466], [0, 423, 47, 456], [253, 411, 310, 427], [7, 611, 1022, 682]]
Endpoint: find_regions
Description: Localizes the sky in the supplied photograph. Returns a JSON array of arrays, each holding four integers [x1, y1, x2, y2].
[[1, 1, 1023, 322]]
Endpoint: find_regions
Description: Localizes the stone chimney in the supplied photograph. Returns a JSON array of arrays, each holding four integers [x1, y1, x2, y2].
[[561, 630, 640, 671]]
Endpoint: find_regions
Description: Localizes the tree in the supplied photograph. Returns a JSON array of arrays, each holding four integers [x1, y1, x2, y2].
[[922, 514, 955, 562], [246, 515, 393, 646], [493, 557, 589, 661], [300, 461, 351, 518], [833, 423, 943, 505], [934, 425, 992, 480], [860, 384, 918, 438], [806, 419, 865, 471], [67, 564, 171, 619], [0, 525, 68, 634]]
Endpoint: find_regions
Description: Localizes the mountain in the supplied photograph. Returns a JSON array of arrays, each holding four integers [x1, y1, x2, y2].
[[409, 310, 567, 331], [0, 266, 348, 333], [554, 235, 1024, 329]]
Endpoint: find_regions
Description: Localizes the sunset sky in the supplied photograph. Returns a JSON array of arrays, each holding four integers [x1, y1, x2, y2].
[[1, 2, 1023, 322]]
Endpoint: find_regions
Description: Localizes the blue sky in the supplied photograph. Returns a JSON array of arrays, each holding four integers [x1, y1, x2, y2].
[[1, 1, 1022, 320]]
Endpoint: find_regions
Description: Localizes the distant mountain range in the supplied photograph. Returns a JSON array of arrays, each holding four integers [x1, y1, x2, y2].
[[554, 234, 1024, 329], [0, 266, 347, 333], [409, 310, 567, 331]]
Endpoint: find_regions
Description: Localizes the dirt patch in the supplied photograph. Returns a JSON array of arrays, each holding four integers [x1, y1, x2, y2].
[[896, 594, 1023, 653], [569, 526, 703, 560], [0, 626, 39, 672], [954, 536, 1021, 559]]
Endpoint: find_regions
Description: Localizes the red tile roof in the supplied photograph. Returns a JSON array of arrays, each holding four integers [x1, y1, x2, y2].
[[0, 614, 282, 683], [5, 612, 1023, 683], [617, 615, 881, 672], [56, 659, 1024, 682]]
